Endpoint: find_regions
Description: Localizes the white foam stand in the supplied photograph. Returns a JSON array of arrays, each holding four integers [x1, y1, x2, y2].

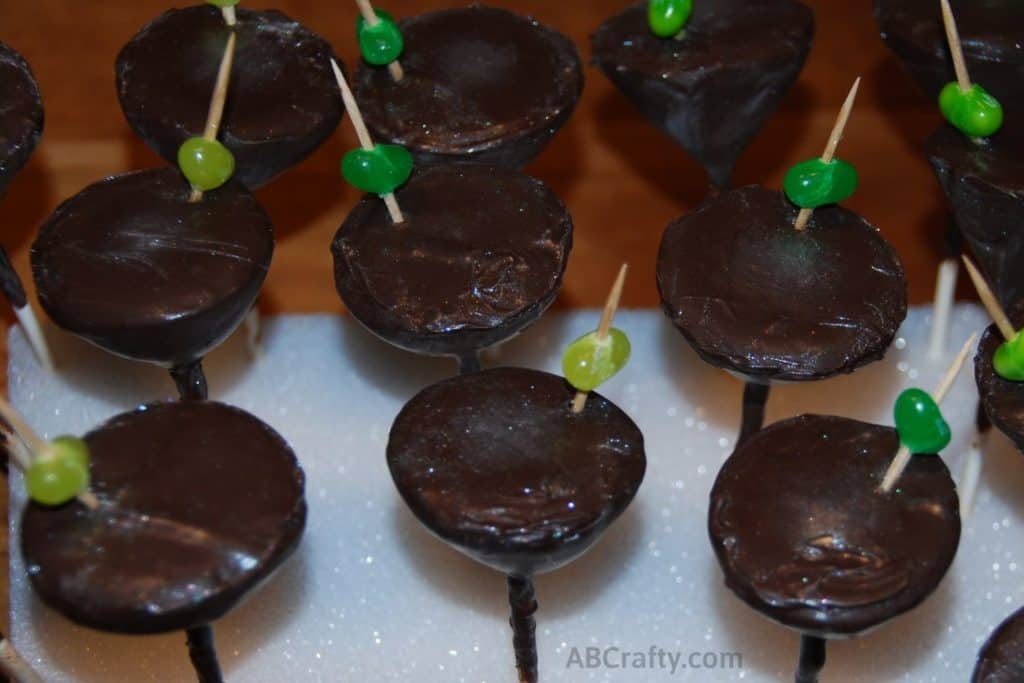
[[8, 305, 1024, 682]]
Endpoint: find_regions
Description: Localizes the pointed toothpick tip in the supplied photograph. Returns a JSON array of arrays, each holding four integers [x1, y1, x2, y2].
[[821, 76, 861, 164], [597, 263, 629, 339]]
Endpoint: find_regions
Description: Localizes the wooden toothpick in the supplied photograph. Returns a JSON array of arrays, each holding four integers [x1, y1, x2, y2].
[[939, 0, 971, 91], [878, 333, 976, 493], [794, 77, 861, 232], [354, 0, 405, 82], [0, 394, 99, 510], [572, 264, 629, 414], [330, 58, 405, 224], [220, 5, 237, 27], [962, 255, 1015, 342], [190, 32, 237, 203]]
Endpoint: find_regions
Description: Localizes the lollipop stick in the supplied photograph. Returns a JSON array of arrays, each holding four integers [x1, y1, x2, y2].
[[354, 0, 404, 81], [170, 360, 209, 401], [959, 435, 984, 518], [939, 0, 971, 90], [737, 382, 771, 447], [186, 625, 224, 683], [879, 333, 976, 493], [927, 258, 959, 360], [962, 255, 1015, 341], [244, 304, 262, 360], [0, 634, 44, 683], [572, 264, 628, 414], [330, 59, 405, 224], [507, 575, 538, 683], [794, 635, 826, 683], [14, 304, 54, 372], [794, 78, 860, 232], [190, 32, 237, 203]]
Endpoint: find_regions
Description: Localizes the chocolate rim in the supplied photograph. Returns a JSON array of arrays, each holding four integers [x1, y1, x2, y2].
[[0, 39, 44, 197], [972, 606, 1024, 682]]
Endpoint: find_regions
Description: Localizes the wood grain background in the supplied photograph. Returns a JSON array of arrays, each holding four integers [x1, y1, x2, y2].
[[0, 0, 972, 633]]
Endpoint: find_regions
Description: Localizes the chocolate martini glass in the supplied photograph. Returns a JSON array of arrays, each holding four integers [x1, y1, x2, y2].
[[973, 606, 1024, 682]]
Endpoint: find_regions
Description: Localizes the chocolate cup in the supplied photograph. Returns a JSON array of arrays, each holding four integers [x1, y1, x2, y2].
[[116, 6, 343, 189], [591, 0, 814, 189], [21, 400, 307, 634], [656, 186, 908, 382], [332, 164, 572, 358], [709, 414, 961, 638], [31, 166, 273, 367], [387, 367, 646, 577], [976, 302, 1024, 452], [973, 606, 1024, 682], [355, 6, 583, 170], [874, 0, 1024, 107], [927, 122, 1024, 308], [0, 40, 43, 197]]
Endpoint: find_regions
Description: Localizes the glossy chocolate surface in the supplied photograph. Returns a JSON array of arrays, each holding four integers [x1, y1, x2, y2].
[[976, 302, 1024, 452], [32, 167, 273, 367], [928, 122, 1024, 307], [22, 400, 306, 634], [709, 414, 961, 638], [591, 0, 814, 189], [355, 6, 583, 169], [117, 6, 343, 189], [875, 0, 1024, 106], [0, 40, 43, 197], [333, 164, 572, 357], [387, 368, 645, 576], [657, 186, 907, 382], [973, 606, 1024, 682]]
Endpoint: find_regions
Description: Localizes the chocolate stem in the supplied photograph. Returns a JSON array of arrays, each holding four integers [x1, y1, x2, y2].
[[170, 360, 209, 400], [507, 575, 538, 683], [186, 625, 224, 683], [456, 351, 481, 375], [794, 635, 826, 683], [737, 381, 771, 447]]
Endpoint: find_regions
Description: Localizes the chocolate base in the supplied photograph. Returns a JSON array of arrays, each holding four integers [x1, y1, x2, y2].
[[973, 606, 1024, 682], [31, 167, 273, 367], [333, 164, 572, 358], [0, 40, 43, 197], [116, 6, 343, 189], [387, 368, 645, 577], [709, 414, 961, 638], [21, 401, 306, 634], [355, 6, 583, 169], [591, 0, 814, 189], [927, 122, 1024, 308], [975, 302, 1024, 452], [656, 186, 908, 382], [875, 0, 1024, 107]]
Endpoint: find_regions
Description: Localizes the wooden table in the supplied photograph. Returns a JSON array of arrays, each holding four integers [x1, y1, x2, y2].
[[0, 0, 970, 638]]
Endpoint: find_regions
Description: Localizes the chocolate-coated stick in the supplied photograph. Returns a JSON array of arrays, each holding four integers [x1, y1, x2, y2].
[[354, 0, 404, 82]]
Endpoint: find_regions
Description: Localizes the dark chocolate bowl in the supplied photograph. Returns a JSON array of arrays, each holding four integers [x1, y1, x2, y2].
[[973, 606, 1024, 682], [332, 164, 572, 359], [591, 0, 814, 189], [387, 368, 646, 577], [976, 301, 1024, 452], [709, 414, 961, 638], [0, 40, 43, 197], [31, 167, 274, 367], [21, 401, 307, 634], [116, 5, 343, 189], [354, 5, 583, 169], [656, 186, 908, 382]]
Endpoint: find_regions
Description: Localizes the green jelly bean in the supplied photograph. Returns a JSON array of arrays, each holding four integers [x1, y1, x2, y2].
[[26, 436, 91, 506], [563, 328, 631, 392], [893, 388, 952, 455], [342, 143, 414, 195], [994, 330, 1024, 382], [939, 82, 1004, 138], [178, 137, 235, 192], [357, 10, 404, 66], [783, 158, 858, 209], [648, 0, 693, 38]]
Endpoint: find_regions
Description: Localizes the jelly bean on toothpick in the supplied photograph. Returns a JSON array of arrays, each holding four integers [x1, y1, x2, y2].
[[178, 138, 236, 192], [563, 328, 631, 392], [939, 83, 1003, 139], [893, 388, 952, 454], [783, 157, 858, 209], [26, 436, 91, 506], [342, 143, 413, 196], [357, 9, 404, 66], [648, 0, 693, 38]]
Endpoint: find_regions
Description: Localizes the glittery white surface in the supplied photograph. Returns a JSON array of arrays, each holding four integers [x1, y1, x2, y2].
[[8, 305, 1024, 682]]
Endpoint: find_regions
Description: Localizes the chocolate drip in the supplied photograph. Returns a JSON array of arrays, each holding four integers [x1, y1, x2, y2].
[[186, 625, 223, 683], [170, 360, 209, 401], [456, 351, 481, 376], [507, 575, 538, 683], [737, 382, 771, 447], [0, 245, 27, 309], [795, 635, 826, 683]]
